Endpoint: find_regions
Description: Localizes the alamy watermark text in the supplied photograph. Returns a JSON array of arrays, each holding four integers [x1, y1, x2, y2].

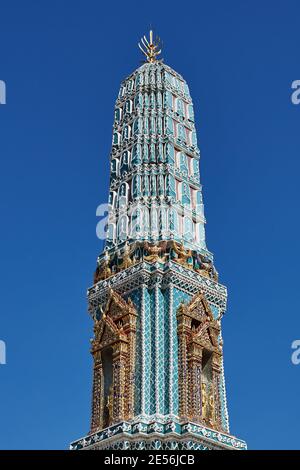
[[0, 80, 6, 104]]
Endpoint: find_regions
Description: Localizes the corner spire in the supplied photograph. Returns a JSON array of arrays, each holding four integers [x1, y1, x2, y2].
[[138, 30, 162, 63]]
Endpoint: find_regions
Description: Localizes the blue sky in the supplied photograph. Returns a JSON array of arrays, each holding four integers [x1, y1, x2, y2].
[[0, 0, 300, 450]]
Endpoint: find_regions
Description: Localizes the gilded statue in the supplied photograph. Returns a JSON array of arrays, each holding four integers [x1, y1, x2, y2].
[[202, 382, 216, 425], [201, 382, 208, 420], [170, 241, 193, 268], [195, 253, 218, 281], [144, 241, 167, 263], [118, 241, 135, 270], [106, 384, 114, 424], [209, 393, 215, 425], [95, 251, 111, 281]]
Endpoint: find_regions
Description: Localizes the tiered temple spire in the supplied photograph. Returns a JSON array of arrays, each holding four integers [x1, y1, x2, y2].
[[70, 32, 246, 451]]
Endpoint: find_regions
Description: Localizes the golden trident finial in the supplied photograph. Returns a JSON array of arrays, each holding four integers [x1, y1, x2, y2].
[[138, 30, 162, 63]]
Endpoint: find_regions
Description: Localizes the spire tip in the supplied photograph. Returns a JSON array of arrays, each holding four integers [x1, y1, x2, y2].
[[138, 30, 162, 63]]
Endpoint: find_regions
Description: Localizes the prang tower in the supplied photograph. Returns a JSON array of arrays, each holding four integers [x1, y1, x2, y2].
[[71, 32, 246, 451]]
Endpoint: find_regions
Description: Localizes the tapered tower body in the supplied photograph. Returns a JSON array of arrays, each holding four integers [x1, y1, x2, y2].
[[70, 33, 246, 451]]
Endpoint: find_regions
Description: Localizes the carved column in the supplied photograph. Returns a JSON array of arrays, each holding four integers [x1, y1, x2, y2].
[[212, 351, 223, 430], [122, 310, 137, 420], [187, 341, 203, 421], [177, 312, 191, 418], [112, 339, 128, 423], [90, 350, 103, 433]]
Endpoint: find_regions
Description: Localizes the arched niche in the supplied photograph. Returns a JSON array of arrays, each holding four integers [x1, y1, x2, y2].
[[90, 290, 137, 432], [177, 292, 224, 431]]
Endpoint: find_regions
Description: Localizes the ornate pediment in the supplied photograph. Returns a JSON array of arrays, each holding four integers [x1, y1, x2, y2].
[[191, 322, 220, 351], [100, 320, 117, 346], [103, 288, 137, 321], [178, 291, 221, 352], [177, 291, 214, 323], [92, 314, 127, 351]]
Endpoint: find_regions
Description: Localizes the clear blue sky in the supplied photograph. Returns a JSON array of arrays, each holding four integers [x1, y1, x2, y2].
[[0, 0, 300, 450]]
